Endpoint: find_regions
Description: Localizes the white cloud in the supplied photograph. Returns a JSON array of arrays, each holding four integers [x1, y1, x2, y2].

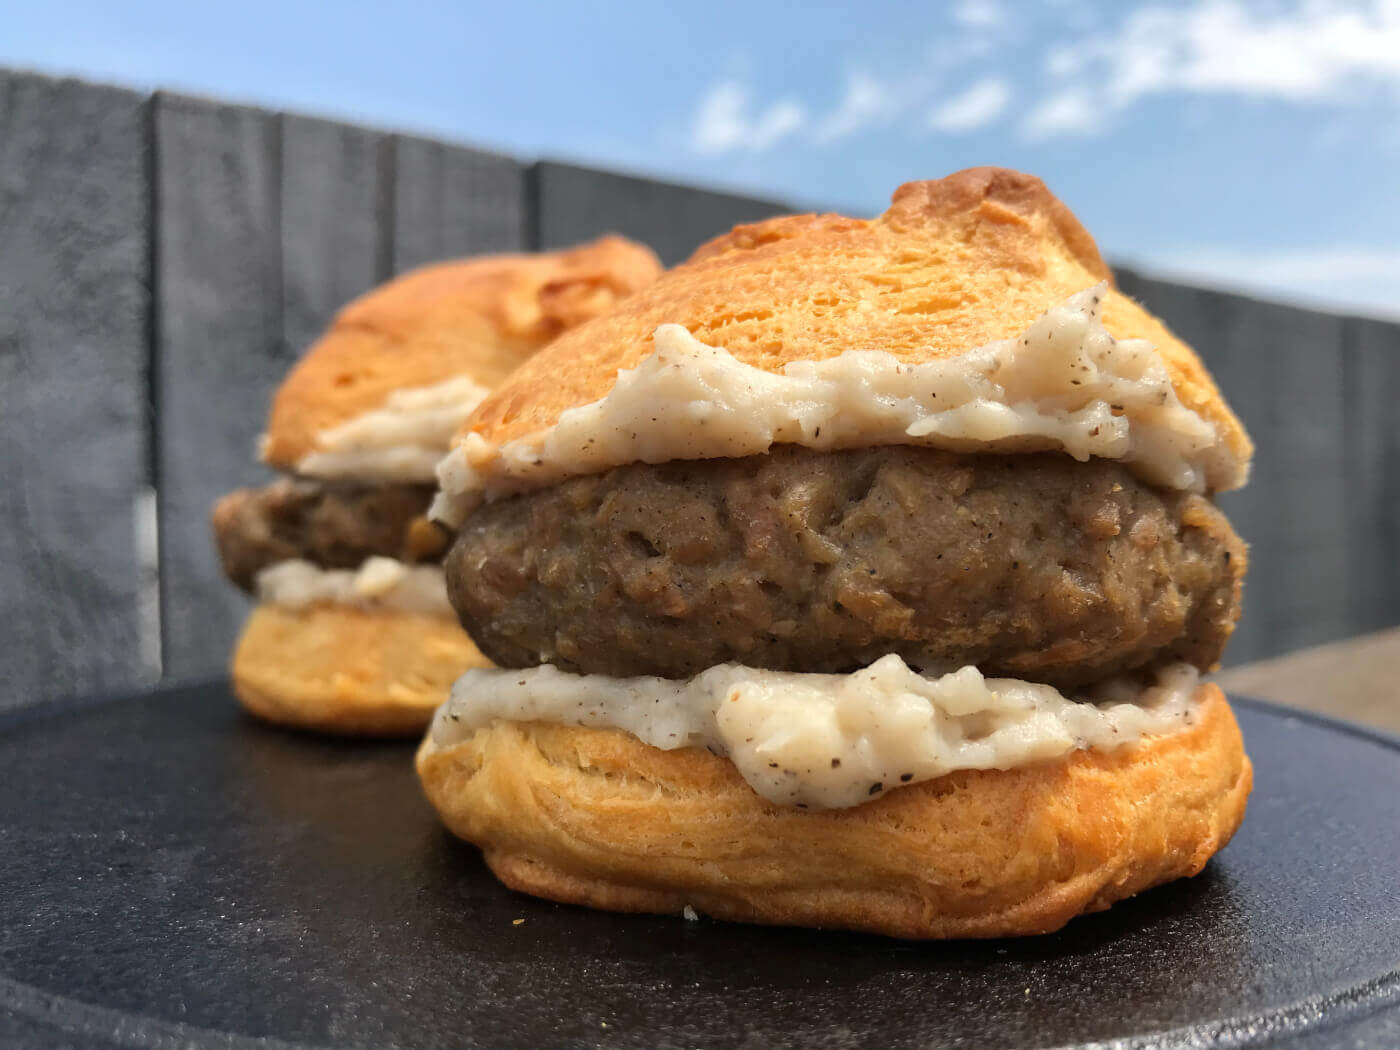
[[1025, 0, 1400, 140], [813, 73, 896, 143], [1021, 88, 1100, 139], [1108, 1, 1400, 102], [682, 10, 1019, 153], [1129, 245, 1400, 320], [691, 81, 806, 154], [953, 0, 1005, 29], [1045, 46, 1085, 79], [928, 77, 1012, 131]]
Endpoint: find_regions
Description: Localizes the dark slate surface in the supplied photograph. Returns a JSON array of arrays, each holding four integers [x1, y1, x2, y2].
[[0, 71, 153, 711], [390, 135, 525, 273], [1115, 271, 1351, 666], [1346, 317, 1400, 636], [1, 683, 1398, 1049], [280, 113, 387, 359], [532, 161, 789, 264], [154, 92, 283, 680]]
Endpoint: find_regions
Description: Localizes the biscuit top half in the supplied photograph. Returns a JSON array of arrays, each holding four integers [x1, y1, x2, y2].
[[462, 169, 1250, 475], [262, 235, 663, 470]]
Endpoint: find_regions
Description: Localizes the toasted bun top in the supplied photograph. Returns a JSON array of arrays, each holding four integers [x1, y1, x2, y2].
[[262, 236, 663, 470], [465, 169, 1250, 471]]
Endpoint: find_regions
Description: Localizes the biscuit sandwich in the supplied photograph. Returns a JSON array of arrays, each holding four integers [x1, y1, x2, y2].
[[417, 169, 1253, 937], [211, 237, 662, 735]]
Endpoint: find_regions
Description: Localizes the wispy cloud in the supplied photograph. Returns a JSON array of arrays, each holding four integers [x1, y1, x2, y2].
[[688, 2, 1400, 155], [928, 77, 1012, 132], [690, 81, 806, 154], [814, 73, 896, 144], [685, 7, 1013, 154], [1024, 0, 1400, 140], [953, 0, 1005, 30], [1022, 88, 1100, 139]]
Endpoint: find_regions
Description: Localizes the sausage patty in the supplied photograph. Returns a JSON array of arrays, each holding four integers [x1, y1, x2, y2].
[[446, 447, 1245, 688], [213, 478, 446, 591]]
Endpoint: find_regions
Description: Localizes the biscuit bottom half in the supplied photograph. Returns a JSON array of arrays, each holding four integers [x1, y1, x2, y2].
[[233, 602, 491, 736], [415, 683, 1250, 938]]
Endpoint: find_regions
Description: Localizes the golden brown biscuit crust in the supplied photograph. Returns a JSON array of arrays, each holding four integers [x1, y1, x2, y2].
[[416, 683, 1250, 938], [233, 602, 491, 736], [465, 168, 1250, 486], [263, 236, 662, 470]]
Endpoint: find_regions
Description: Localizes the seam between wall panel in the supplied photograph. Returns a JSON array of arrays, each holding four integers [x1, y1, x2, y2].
[[523, 161, 542, 252], [141, 91, 164, 681], [1339, 315, 1365, 632], [375, 134, 397, 283]]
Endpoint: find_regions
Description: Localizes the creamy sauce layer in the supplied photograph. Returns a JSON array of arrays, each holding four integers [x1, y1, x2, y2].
[[429, 656, 1201, 809], [293, 375, 492, 483], [256, 557, 453, 618], [433, 285, 1243, 527]]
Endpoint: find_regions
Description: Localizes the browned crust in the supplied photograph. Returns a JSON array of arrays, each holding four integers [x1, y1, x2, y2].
[[232, 602, 491, 736], [262, 236, 662, 469], [416, 683, 1251, 938], [465, 168, 1251, 485]]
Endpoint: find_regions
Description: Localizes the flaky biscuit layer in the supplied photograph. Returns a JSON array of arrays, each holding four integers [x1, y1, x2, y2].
[[263, 236, 662, 469], [233, 602, 491, 736], [464, 169, 1249, 483], [416, 683, 1251, 938]]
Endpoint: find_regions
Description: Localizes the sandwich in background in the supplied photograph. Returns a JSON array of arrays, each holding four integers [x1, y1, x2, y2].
[[212, 237, 662, 735], [419, 169, 1253, 938]]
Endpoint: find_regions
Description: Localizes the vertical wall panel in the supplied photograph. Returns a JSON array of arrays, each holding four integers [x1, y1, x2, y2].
[[1347, 318, 1400, 634], [0, 71, 152, 710], [391, 136, 524, 271], [532, 161, 788, 264], [154, 92, 283, 679], [280, 114, 387, 356]]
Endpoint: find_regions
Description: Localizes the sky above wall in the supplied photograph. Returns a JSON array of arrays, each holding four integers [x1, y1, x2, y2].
[[5, 0, 1399, 318]]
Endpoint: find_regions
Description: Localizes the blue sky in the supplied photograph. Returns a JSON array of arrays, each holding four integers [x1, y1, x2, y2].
[[6, 0, 1399, 318]]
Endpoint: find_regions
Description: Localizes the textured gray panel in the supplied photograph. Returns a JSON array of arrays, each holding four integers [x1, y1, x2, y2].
[[533, 161, 789, 265], [0, 70, 152, 708], [1347, 317, 1400, 634], [280, 113, 387, 357], [391, 135, 524, 272], [154, 92, 283, 679]]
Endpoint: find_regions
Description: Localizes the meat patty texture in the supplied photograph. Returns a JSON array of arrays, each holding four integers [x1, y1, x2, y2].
[[446, 447, 1245, 689], [214, 478, 445, 591]]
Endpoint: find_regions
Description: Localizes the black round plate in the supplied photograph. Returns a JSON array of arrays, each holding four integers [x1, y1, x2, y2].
[[1, 683, 1398, 1049]]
